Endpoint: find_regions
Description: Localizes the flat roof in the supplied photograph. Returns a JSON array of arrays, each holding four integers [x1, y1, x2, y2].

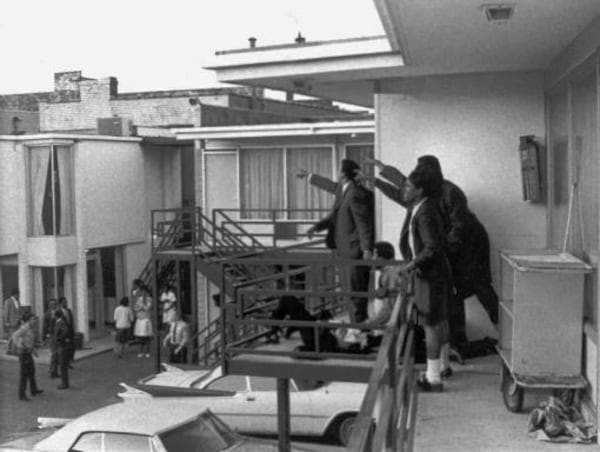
[[172, 119, 374, 140], [0, 133, 142, 143]]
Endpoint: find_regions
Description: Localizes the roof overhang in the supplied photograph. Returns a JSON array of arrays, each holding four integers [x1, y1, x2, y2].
[[206, 0, 600, 107], [205, 36, 403, 108], [172, 120, 374, 141]]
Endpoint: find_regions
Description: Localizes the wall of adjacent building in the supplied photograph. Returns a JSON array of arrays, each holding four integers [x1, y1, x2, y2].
[[0, 139, 25, 255]]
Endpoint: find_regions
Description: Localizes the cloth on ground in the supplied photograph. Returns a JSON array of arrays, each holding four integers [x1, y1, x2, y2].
[[528, 396, 596, 444]]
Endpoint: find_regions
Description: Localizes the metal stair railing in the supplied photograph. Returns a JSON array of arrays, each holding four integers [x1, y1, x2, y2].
[[137, 209, 187, 289]]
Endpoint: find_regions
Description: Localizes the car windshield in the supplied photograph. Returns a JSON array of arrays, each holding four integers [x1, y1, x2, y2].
[[158, 412, 239, 452]]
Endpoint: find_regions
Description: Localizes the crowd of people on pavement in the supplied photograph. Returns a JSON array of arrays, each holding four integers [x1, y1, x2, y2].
[[110, 280, 190, 364], [4, 292, 76, 401], [295, 155, 499, 392]]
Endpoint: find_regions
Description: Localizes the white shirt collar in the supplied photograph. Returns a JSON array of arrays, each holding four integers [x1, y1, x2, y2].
[[412, 198, 427, 219], [342, 181, 351, 194]]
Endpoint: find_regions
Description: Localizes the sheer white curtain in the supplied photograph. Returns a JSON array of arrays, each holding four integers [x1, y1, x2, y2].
[[239, 148, 284, 219], [55, 146, 73, 235], [29, 147, 51, 236], [286, 147, 333, 219]]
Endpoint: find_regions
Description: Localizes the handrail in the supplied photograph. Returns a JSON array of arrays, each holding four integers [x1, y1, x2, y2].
[[348, 297, 417, 452]]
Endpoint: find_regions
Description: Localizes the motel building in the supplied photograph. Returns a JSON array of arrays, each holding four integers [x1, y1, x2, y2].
[[203, 0, 600, 436]]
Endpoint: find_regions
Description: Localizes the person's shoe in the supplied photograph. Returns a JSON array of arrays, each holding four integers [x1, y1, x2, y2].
[[19, 396, 31, 402], [416, 374, 443, 392], [57, 385, 69, 390], [145, 353, 150, 358], [32, 389, 44, 396], [441, 367, 453, 379], [137, 353, 143, 358]]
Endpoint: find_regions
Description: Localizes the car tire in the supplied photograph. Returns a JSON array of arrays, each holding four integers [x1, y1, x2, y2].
[[332, 414, 356, 447]]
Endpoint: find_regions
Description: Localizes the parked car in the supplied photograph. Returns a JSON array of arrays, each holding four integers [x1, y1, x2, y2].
[[118, 364, 367, 446], [0, 400, 309, 452]]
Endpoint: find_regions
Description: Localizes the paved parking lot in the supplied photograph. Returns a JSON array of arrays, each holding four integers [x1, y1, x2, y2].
[[0, 344, 343, 451], [0, 345, 155, 444]]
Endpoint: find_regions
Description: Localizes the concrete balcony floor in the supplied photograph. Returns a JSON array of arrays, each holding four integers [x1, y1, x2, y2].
[[414, 353, 592, 452]]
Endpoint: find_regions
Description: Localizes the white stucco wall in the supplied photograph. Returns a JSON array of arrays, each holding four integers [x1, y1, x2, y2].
[[0, 140, 25, 255], [376, 71, 547, 285], [76, 141, 146, 248]]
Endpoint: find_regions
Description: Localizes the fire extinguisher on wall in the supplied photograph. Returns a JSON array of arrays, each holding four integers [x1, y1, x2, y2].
[[519, 135, 541, 202]]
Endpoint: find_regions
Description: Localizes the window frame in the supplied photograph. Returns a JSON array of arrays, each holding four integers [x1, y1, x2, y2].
[[25, 139, 75, 237]]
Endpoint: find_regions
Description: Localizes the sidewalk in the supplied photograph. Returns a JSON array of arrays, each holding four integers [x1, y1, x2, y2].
[[0, 334, 114, 365]]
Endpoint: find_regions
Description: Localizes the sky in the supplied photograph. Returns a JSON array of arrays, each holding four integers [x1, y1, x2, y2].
[[0, 0, 384, 95]]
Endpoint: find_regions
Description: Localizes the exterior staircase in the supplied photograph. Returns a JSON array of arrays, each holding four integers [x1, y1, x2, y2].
[[139, 207, 316, 368]]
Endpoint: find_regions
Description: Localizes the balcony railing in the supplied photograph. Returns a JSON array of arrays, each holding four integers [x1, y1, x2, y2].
[[213, 255, 417, 451]]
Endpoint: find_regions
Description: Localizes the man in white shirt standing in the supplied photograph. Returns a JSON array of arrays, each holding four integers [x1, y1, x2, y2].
[[3, 288, 21, 339], [113, 297, 134, 358], [162, 311, 191, 364]]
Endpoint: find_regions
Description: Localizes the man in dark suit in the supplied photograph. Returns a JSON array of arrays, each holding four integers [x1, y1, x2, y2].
[[58, 297, 75, 367], [42, 298, 59, 378], [307, 159, 374, 323], [364, 156, 499, 355]]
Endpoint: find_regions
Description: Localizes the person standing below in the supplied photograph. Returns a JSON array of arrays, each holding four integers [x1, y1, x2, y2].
[[54, 309, 70, 390], [306, 159, 374, 323], [397, 167, 452, 392], [58, 297, 75, 366], [133, 285, 153, 358], [42, 298, 59, 378], [159, 284, 177, 330], [13, 312, 43, 401], [3, 288, 21, 339], [162, 311, 191, 364], [113, 297, 134, 358]]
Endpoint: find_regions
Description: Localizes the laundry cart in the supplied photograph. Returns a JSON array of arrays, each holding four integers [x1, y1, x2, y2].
[[497, 249, 592, 412]]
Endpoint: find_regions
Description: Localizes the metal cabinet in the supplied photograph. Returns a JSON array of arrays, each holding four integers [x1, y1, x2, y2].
[[497, 249, 592, 412]]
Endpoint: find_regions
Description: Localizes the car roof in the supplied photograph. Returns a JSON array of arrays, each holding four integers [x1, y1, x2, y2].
[[34, 400, 214, 451]]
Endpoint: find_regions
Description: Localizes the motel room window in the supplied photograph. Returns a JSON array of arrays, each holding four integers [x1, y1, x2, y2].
[[239, 146, 336, 220], [27, 144, 74, 236], [287, 146, 334, 219], [239, 148, 285, 219]]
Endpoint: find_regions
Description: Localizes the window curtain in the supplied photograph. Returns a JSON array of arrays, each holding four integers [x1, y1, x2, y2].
[[29, 147, 51, 236], [346, 145, 375, 190], [55, 146, 74, 235], [239, 148, 284, 219], [286, 147, 333, 219]]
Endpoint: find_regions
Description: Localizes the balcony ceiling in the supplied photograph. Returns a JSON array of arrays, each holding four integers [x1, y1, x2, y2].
[[208, 0, 600, 107]]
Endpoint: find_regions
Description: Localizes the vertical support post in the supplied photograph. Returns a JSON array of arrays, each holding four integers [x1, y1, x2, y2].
[[386, 327, 398, 449], [190, 256, 197, 365], [152, 258, 161, 373], [277, 378, 291, 452]]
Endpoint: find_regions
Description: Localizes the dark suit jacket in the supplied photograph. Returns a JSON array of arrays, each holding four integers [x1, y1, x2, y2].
[[400, 198, 451, 325], [314, 181, 374, 257]]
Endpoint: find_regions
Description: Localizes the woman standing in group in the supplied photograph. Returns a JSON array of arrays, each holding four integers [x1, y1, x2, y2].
[[133, 285, 153, 358], [398, 166, 452, 392]]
